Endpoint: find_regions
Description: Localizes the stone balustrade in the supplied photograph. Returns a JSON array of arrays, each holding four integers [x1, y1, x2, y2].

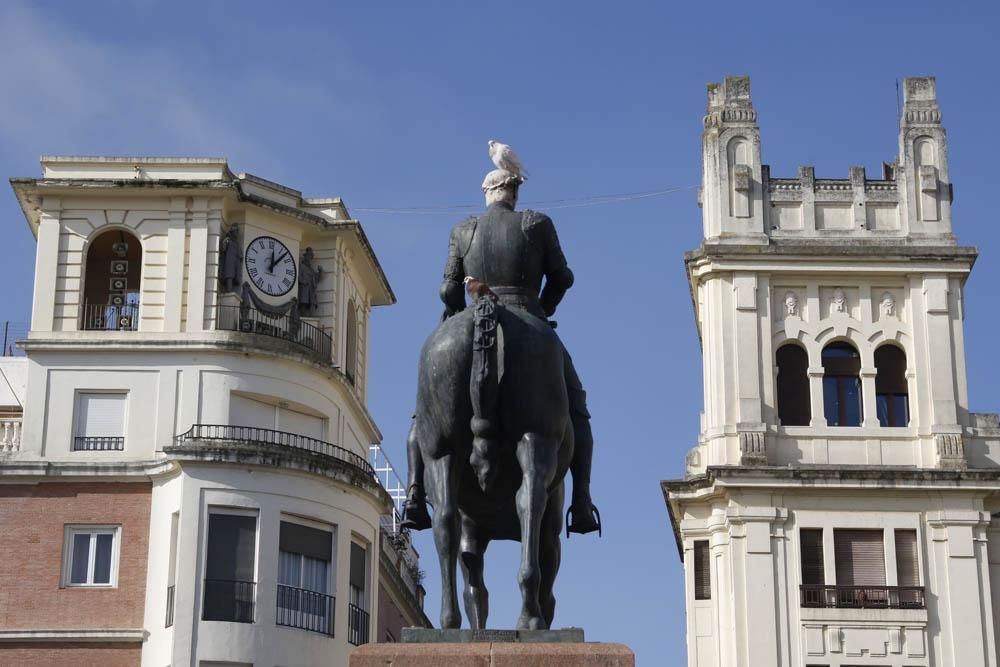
[[0, 416, 22, 452]]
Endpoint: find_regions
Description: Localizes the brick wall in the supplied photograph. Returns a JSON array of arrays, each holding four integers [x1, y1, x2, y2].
[[0, 642, 140, 667], [0, 482, 151, 629], [378, 585, 406, 643]]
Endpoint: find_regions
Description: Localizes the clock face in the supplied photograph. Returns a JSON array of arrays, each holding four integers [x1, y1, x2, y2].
[[245, 235, 297, 297]]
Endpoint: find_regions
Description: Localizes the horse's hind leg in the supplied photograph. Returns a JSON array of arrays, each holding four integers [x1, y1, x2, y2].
[[539, 481, 565, 629], [426, 452, 462, 629], [514, 432, 558, 630], [459, 512, 490, 629]]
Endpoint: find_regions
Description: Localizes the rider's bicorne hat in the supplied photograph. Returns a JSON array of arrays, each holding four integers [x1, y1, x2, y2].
[[481, 168, 523, 193]]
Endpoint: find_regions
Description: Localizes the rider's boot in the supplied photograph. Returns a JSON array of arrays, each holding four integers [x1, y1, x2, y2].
[[566, 410, 601, 536], [400, 417, 432, 531], [401, 484, 432, 531]]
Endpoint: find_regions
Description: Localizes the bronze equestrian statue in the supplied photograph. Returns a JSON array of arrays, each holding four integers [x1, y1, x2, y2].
[[401, 155, 600, 630]]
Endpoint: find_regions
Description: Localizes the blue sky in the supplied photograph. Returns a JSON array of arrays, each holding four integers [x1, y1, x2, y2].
[[1, 1, 999, 663]]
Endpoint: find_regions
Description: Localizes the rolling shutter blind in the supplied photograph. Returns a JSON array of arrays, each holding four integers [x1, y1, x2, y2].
[[693, 540, 711, 600], [277, 407, 326, 440], [229, 395, 276, 430], [206, 513, 257, 581], [895, 529, 919, 586], [280, 521, 333, 562], [800, 529, 825, 585], [76, 393, 126, 437], [345, 303, 358, 384], [350, 542, 367, 591], [834, 529, 885, 586]]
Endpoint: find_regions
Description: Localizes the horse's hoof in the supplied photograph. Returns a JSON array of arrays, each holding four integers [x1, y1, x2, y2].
[[517, 613, 546, 631], [401, 500, 432, 531]]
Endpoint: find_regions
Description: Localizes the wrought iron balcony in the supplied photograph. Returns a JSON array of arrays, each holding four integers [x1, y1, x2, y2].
[[216, 305, 332, 362], [73, 436, 125, 451], [81, 303, 139, 331], [800, 584, 925, 609], [175, 424, 375, 479], [347, 603, 370, 646], [203, 578, 256, 623], [276, 584, 335, 636]]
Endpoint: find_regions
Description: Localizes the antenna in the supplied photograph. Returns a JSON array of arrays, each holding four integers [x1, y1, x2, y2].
[[896, 79, 903, 125]]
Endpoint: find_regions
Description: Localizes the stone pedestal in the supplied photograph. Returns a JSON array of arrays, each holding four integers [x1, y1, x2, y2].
[[350, 642, 634, 666], [350, 628, 634, 666]]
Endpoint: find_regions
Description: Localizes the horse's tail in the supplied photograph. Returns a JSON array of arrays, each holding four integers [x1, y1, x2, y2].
[[469, 294, 500, 492]]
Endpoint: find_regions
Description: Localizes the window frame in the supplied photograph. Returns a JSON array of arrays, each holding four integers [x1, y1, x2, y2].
[[61, 524, 121, 588], [776, 342, 811, 426], [693, 540, 711, 600], [822, 342, 863, 427], [72, 390, 128, 451], [874, 344, 910, 427]]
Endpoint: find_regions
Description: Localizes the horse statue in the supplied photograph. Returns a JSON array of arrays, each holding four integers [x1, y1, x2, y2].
[[401, 160, 600, 631]]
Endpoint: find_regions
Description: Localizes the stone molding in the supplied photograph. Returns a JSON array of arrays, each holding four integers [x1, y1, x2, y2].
[[0, 628, 147, 643], [936, 433, 967, 469]]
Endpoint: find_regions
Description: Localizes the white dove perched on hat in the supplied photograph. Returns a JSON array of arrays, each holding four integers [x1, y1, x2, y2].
[[487, 140, 528, 181]]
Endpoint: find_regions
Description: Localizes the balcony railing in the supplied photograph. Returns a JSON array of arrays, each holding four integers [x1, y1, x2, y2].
[[800, 584, 925, 609], [0, 415, 22, 452], [81, 303, 139, 331], [217, 305, 332, 362], [347, 603, 370, 646], [175, 424, 375, 479], [276, 584, 335, 636], [165, 584, 175, 627], [73, 436, 125, 451], [203, 579, 256, 623]]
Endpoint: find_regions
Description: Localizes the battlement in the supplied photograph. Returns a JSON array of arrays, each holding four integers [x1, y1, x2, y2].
[[700, 76, 953, 245]]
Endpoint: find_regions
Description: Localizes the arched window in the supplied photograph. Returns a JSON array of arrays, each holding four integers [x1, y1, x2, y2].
[[345, 299, 357, 385], [82, 229, 141, 331], [776, 343, 810, 426], [822, 342, 862, 427], [875, 345, 909, 427]]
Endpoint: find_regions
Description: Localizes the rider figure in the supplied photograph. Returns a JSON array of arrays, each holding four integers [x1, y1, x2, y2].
[[401, 168, 600, 535]]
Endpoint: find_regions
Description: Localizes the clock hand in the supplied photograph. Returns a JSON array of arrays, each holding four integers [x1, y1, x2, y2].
[[273, 249, 289, 268], [268, 250, 276, 273]]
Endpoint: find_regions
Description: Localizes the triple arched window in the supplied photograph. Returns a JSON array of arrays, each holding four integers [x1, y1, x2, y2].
[[775, 341, 910, 428]]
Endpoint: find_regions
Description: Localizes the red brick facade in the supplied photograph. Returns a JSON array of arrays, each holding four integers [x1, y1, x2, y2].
[[0, 642, 141, 667], [0, 481, 151, 663]]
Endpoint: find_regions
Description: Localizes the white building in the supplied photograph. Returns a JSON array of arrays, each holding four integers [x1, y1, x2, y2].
[[663, 77, 1000, 667], [0, 157, 428, 666]]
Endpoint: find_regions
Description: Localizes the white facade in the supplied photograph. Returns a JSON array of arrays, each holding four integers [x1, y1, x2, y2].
[[1, 157, 427, 666], [664, 77, 1000, 667]]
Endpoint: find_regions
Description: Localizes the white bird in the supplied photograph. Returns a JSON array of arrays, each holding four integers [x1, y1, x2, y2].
[[488, 140, 527, 180]]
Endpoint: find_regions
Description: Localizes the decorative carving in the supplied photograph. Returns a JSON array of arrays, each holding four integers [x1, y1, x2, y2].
[[784, 291, 799, 317], [739, 430, 767, 466], [297, 247, 324, 314], [219, 225, 242, 293], [880, 292, 896, 317], [936, 434, 966, 469], [832, 288, 847, 313]]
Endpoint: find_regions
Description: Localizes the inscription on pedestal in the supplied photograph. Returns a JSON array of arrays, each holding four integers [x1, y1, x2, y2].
[[401, 627, 585, 644]]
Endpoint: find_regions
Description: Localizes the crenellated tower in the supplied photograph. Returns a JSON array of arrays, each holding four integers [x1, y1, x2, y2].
[[664, 77, 1000, 667]]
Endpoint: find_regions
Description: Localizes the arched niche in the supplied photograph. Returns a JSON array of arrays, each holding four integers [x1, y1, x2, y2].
[[82, 228, 142, 331]]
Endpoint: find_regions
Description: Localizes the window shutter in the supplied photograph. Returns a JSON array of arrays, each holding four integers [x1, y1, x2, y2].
[[76, 393, 126, 437], [277, 407, 326, 440], [800, 529, 825, 585], [350, 542, 367, 591], [693, 540, 711, 600], [280, 521, 332, 562], [206, 513, 257, 581], [345, 303, 358, 384], [229, 394, 276, 430], [834, 529, 886, 586], [895, 529, 919, 586]]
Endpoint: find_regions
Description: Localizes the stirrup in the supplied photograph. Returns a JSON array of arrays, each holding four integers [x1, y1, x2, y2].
[[565, 503, 602, 538], [401, 499, 432, 531]]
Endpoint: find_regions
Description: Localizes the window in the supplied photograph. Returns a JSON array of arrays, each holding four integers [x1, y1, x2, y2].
[[73, 392, 127, 451], [82, 228, 141, 331], [345, 300, 358, 385], [203, 512, 257, 623], [834, 529, 886, 607], [875, 345, 909, 427], [166, 512, 179, 627], [693, 540, 711, 600], [348, 541, 370, 645], [277, 520, 335, 636], [894, 529, 923, 608], [63, 526, 119, 587], [822, 343, 862, 426], [776, 344, 810, 426], [228, 394, 327, 440], [800, 529, 825, 585]]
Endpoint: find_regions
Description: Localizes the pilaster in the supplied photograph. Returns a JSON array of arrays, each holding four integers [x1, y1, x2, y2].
[[30, 198, 61, 332]]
